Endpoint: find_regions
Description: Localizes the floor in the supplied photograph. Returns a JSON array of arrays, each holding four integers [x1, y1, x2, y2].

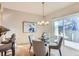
[[15, 44, 33, 56], [1, 44, 79, 56], [50, 45, 79, 56]]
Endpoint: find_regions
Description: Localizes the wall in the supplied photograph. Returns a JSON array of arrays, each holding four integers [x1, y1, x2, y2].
[[2, 8, 50, 45]]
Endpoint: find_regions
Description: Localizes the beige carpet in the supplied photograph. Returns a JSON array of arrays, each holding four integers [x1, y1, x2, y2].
[[1, 44, 79, 56], [15, 44, 79, 56], [0, 44, 33, 56], [15, 45, 34, 56]]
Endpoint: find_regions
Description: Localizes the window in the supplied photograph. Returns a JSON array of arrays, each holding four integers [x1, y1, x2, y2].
[[53, 13, 79, 43]]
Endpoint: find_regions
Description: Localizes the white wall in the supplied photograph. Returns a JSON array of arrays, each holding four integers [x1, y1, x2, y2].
[[64, 40, 79, 51]]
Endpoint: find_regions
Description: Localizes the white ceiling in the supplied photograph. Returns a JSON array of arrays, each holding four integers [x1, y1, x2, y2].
[[2, 2, 75, 16]]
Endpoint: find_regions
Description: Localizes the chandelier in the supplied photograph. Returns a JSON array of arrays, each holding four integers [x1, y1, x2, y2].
[[37, 2, 49, 25]]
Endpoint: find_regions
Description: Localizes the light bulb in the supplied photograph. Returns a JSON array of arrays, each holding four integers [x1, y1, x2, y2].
[[37, 21, 42, 25], [41, 21, 44, 24], [45, 21, 49, 25], [37, 22, 40, 25]]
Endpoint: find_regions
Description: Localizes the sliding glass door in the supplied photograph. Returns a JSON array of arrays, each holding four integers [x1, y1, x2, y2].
[[53, 14, 79, 43], [63, 17, 79, 42]]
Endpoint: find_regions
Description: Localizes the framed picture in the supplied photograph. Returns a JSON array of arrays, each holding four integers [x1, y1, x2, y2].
[[23, 21, 37, 33]]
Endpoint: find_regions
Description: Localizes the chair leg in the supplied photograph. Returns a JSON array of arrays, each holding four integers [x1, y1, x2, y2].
[[59, 49, 62, 56], [12, 48, 15, 56], [1, 51, 3, 56], [29, 46, 31, 53], [4, 51, 7, 56], [46, 52, 48, 56], [29, 45, 32, 56]]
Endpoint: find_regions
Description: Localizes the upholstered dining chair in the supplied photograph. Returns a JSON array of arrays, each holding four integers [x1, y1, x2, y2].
[[32, 40, 48, 56], [49, 37, 63, 56], [1, 33, 16, 56]]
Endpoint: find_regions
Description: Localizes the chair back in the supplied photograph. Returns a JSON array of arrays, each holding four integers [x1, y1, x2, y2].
[[58, 37, 63, 48], [10, 33, 16, 48], [28, 35, 32, 46], [32, 40, 46, 56], [0, 34, 16, 51], [10, 34, 16, 43]]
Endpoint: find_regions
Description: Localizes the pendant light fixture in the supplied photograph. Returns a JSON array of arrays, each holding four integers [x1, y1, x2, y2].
[[37, 2, 49, 25]]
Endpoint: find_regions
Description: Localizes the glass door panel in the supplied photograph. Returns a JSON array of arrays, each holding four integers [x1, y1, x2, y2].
[[53, 15, 79, 43]]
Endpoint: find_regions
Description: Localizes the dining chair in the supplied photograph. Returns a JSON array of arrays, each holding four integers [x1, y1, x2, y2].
[[32, 40, 48, 56], [49, 37, 63, 56], [1, 33, 16, 56]]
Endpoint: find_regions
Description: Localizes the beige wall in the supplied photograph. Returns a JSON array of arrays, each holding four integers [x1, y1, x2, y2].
[[2, 3, 79, 45], [2, 8, 50, 44], [46, 3, 79, 20]]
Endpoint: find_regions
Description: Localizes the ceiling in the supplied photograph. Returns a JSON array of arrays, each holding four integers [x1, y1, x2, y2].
[[2, 2, 75, 16]]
